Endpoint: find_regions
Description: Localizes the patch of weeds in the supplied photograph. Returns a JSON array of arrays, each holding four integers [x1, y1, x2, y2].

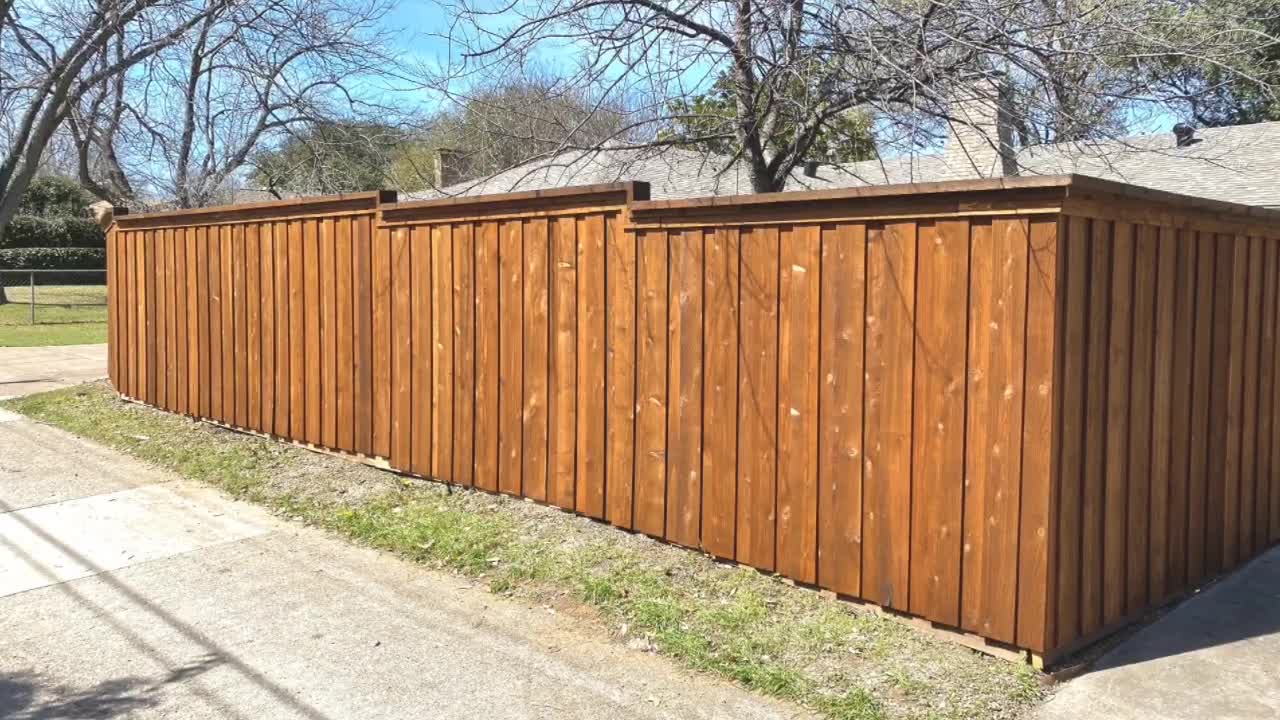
[[4, 382, 1046, 720]]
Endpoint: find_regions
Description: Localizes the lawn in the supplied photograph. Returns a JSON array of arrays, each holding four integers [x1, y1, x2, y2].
[[0, 284, 107, 346], [1, 383, 1047, 720]]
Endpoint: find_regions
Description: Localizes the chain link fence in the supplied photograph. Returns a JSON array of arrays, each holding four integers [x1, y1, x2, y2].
[[0, 269, 107, 326]]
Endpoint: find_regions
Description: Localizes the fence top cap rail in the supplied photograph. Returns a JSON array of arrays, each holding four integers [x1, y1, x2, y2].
[[379, 181, 650, 215], [630, 173, 1280, 224], [112, 189, 396, 227]]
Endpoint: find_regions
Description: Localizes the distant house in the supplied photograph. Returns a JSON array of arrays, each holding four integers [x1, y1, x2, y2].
[[414, 119, 1280, 209]]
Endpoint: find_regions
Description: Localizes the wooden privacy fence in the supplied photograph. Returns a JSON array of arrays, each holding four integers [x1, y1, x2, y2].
[[106, 175, 1280, 663]]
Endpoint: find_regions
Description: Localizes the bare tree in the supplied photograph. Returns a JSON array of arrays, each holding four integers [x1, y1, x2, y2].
[[423, 0, 1279, 193], [0, 0, 229, 303], [65, 0, 398, 208]]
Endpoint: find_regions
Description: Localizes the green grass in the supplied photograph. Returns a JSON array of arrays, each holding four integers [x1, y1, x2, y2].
[[0, 284, 107, 346], [2, 383, 1046, 720]]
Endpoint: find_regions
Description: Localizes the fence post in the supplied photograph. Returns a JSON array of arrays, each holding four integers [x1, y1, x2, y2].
[[29, 271, 35, 325]]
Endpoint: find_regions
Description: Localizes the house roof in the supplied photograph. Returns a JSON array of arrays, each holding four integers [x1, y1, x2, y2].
[[414, 120, 1280, 208]]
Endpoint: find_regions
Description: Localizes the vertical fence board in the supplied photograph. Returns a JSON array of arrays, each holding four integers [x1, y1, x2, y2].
[[1166, 230, 1195, 593], [1204, 236, 1234, 579], [1103, 222, 1134, 627], [635, 228, 669, 537], [962, 217, 1029, 642], [475, 220, 501, 493], [432, 224, 455, 478], [1080, 218, 1112, 637], [605, 218, 637, 526], [818, 222, 865, 597], [260, 224, 276, 436], [275, 221, 293, 436], [246, 225, 261, 431], [322, 219, 338, 449], [737, 226, 779, 570], [391, 227, 412, 470], [1188, 234, 1217, 584], [667, 228, 704, 548], [864, 221, 917, 611], [1017, 217, 1060, 653], [354, 216, 373, 456], [1271, 240, 1280, 544], [454, 223, 477, 488], [777, 224, 821, 584], [287, 221, 305, 437], [1241, 237, 1263, 556], [522, 218, 549, 502], [372, 224, 392, 457], [208, 228, 224, 419], [1256, 240, 1276, 550], [222, 226, 236, 423], [1125, 226, 1157, 616], [499, 220, 524, 496], [1149, 227, 1177, 603], [234, 225, 249, 427], [575, 214, 607, 517], [1056, 217, 1090, 647], [196, 228, 210, 416], [550, 218, 576, 506], [336, 219, 353, 450], [703, 226, 740, 559], [155, 230, 167, 410], [166, 230, 178, 410], [186, 228, 200, 416], [410, 226, 432, 477], [304, 221, 321, 444]]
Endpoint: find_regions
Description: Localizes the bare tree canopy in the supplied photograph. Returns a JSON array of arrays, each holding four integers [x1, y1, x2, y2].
[[424, 0, 1280, 192]]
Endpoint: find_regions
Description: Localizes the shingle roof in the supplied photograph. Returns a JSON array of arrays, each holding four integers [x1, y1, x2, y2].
[[410, 120, 1280, 208]]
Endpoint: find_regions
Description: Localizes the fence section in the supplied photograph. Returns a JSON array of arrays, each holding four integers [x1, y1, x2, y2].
[[106, 176, 1280, 660]]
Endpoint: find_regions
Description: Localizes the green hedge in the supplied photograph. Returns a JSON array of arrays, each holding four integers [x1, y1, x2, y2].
[[0, 215, 105, 249], [0, 247, 106, 271]]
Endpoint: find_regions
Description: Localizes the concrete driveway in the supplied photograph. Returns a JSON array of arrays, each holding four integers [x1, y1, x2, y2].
[[0, 344, 107, 398], [0, 410, 805, 719], [1039, 548, 1280, 720]]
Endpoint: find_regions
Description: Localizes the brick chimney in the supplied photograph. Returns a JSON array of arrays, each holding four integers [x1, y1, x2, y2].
[[433, 148, 463, 188]]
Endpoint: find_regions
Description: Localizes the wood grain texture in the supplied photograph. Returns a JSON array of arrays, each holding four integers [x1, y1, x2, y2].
[[1165, 230, 1196, 594], [410, 226, 433, 477], [962, 218, 1028, 643], [1222, 236, 1249, 570], [737, 226, 778, 570], [635, 228, 669, 538], [288, 221, 305, 438], [1149, 227, 1178, 603], [703, 226, 740, 560], [549, 217, 576, 506], [246, 225, 261, 431], [260, 224, 276, 436], [1103, 222, 1134, 628], [354, 216, 373, 456], [575, 214, 607, 517], [1240, 237, 1263, 556], [1126, 226, 1157, 615], [475, 220, 501, 493], [335, 219, 353, 450], [522, 218, 550, 501], [234, 224, 249, 428], [499, 220, 524, 496], [391, 227, 412, 470], [454, 222, 476, 488], [863, 221, 916, 611], [1187, 233, 1218, 585], [1256, 240, 1276, 550], [667, 228, 704, 548], [605, 217, 637, 527], [321, 219, 338, 449], [1056, 216, 1090, 648], [432, 224, 455, 479], [910, 219, 969, 628], [371, 224, 392, 457]]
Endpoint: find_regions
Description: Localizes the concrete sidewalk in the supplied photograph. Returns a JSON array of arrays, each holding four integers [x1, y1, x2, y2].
[[1039, 548, 1280, 720], [0, 343, 107, 398], [0, 411, 807, 719]]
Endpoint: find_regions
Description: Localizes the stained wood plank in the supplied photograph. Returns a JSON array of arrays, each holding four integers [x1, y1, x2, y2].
[[1204, 235, 1236, 579], [322, 219, 338, 449], [209, 228, 223, 420], [575, 214, 606, 517], [1125, 226, 1157, 615], [1149, 227, 1178, 603], [1271, 240, 1280, 545], [1081, 218, 1112, 638], [635, 228, 669, 538], [962, 217, 1029, 642], [275, 221, 293, 437], [1103, 222, 1135, 627], [304, 220, 322, 444], [605, 216, 637, 527], [197, 227, 211, 417], [222, 226, 236, 423], [155, 230, 167, 410], [354, 216, 373, 456], [372, 224, 392, 457], [1056, 217, 1090, 648], [336, 218, 354, 450], [391, 227, 412, 470], [410, 225, 432, 477], [288, 221, 306, 439], [165, 229, 177, 410], [499, 220, 524, 496], [260, 224, 276, 436], [737, 226, 778, 570], [1254, 238, 1274, 550], [522, 218, 550, 501], [140, 231, 151, 403], [433, 224, 456, 480], [1240, 236, 1263, 556], [475, 220, 501, 493], [910, 219, 969, 627], [1221, 235, 1249, 571], [234, 225, 249, 427], [776, 224, 821, 583], [864, 221, 916, 611], [454, 222, 476, 488], [667, 227, 704, 548], [186, 228, 200, 416], [107, 231, 116, 388], [247, 224, 261, 431], [548, 218, 576, 507], [1017, 217, 1060, 653], [703, 226, 740, 559], [1187, 233, 1218, 584]]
